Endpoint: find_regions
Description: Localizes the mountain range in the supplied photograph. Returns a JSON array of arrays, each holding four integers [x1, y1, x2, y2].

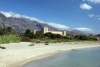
[[0, 12, 84, 35]]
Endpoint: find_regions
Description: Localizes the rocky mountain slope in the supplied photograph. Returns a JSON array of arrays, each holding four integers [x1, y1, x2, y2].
[[0, 13, 59, 33], [0, 13, 84, 35]]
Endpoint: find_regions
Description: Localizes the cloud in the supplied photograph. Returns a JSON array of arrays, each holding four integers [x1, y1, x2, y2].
[[88, 14, 100, 21], [80, 3, 92, 10], [87, 0, 100, 3], [0, 11, 96, 34], [0, 11, 70, 30], [75, 27, 93, 33], [88, 13, 95, 18], [96, 15, 100, 20], [47, 23, 70, 30], [98, 18, 100, 20], [0, 11, 46, 23]]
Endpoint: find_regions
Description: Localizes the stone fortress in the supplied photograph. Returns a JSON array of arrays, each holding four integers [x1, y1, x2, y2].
[[33, 27, 66, 36]]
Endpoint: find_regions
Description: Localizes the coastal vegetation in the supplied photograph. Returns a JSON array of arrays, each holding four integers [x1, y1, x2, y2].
[[0, 27, 20, 45], [29, 43, 35, 46], [0, 35, 20, 44], [23, 29, 97, 43], [0, 46, 6, 49], [0, 27, 99, 45], [45, 40, 49, 45]]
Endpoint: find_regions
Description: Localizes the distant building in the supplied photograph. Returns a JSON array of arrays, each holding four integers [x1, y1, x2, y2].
[[33, 27, 66, 36]]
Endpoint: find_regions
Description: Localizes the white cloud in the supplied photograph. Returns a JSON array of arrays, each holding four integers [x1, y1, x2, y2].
[[0, 11, 70, 30], [88, 13, 95, 18], [0, 11, 45, 23], [47, 23, 70, 30], [87, 0, 100, 3], [75, 27, 98, 34], [96, 15, 100, 20], [75, 27, 93, 33], [80, 3, 92, 10], [0, 11, 96, 34], [98, 18, 100, 20]]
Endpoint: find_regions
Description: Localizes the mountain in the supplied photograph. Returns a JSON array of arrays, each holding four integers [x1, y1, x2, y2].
[[66, 30, 84, 35], [0, 13, 60, 33], [0, 12, 84, 35]]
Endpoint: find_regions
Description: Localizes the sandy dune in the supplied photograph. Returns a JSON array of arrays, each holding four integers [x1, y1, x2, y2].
[[0, 42, 99, 67]]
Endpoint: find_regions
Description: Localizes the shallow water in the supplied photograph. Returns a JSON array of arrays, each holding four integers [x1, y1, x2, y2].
[[24, 47, 100, 67]]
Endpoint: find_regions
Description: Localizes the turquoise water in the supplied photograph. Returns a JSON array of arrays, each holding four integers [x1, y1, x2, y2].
[[24, 47, 100, 67]]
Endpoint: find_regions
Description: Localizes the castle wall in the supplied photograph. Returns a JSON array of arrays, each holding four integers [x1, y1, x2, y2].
[[48, 31, 63, 35], [33, 30, 41, 34], [33, 27, 66, 36]]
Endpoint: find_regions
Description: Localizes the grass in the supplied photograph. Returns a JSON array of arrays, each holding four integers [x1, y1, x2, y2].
[[0, 35, 21, 44], [30, 39, 74, 43]]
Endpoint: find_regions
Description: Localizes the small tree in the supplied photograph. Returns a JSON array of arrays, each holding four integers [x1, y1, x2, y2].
[[25, 29, 31, 35], [24, 29, 34, 39], [7, 27, 12, 32]]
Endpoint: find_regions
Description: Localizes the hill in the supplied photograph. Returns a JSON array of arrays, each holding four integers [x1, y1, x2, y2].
[[0, 13, 84, 35]]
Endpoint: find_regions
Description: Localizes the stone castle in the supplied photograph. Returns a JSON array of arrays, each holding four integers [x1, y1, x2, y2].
[[33, 27, 66, 36]]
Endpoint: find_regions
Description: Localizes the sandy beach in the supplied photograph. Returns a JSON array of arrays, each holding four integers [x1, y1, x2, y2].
[[0, 42, 100, 67]]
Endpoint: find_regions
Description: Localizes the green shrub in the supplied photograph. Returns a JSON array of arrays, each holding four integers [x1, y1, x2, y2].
[[0, 35, 20, 44], [20, 36, 31, 42], [45, 43, 49, 45], [36, 40, 41, 43], [45, 40, 49, 45], [52, 40, 57, 43], [66, 40, 74, 42], [0, 46, 6, 49], [56, 39, 61, 42], [29, 44, 35, 46]]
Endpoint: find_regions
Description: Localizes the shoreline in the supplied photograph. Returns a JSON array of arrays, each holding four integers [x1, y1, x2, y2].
[[0, 42, 100, 67], [10, 46, 99, 67], [8, 50, 63, 67]]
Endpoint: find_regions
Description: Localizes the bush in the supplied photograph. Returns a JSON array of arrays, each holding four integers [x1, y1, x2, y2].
[[36, 39, 41, 43], [66, 40, 74, 42], [45, 40, 49, 45], [0, 46, 6, 49], [56, 39, 62, 42], [20, 36, 31, 42], [0, 35, 20, 44], [29, 44, 35, 46], [45, 43, 49, 45]]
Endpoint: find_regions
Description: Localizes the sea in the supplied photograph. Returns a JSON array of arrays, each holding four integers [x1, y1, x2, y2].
[[24, 47, 100, 67]]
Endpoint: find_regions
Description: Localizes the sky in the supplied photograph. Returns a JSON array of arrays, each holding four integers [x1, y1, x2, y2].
[[0, 0, 100, 34]]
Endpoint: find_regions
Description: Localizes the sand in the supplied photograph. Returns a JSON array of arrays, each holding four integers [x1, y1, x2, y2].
[[0, 42, 99, 67]]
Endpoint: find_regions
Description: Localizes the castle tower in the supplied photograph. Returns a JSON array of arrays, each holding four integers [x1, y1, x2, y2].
[[41, 27, 48, 34], [62, 31, 66, 36], [33, 30, 37, 34]]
